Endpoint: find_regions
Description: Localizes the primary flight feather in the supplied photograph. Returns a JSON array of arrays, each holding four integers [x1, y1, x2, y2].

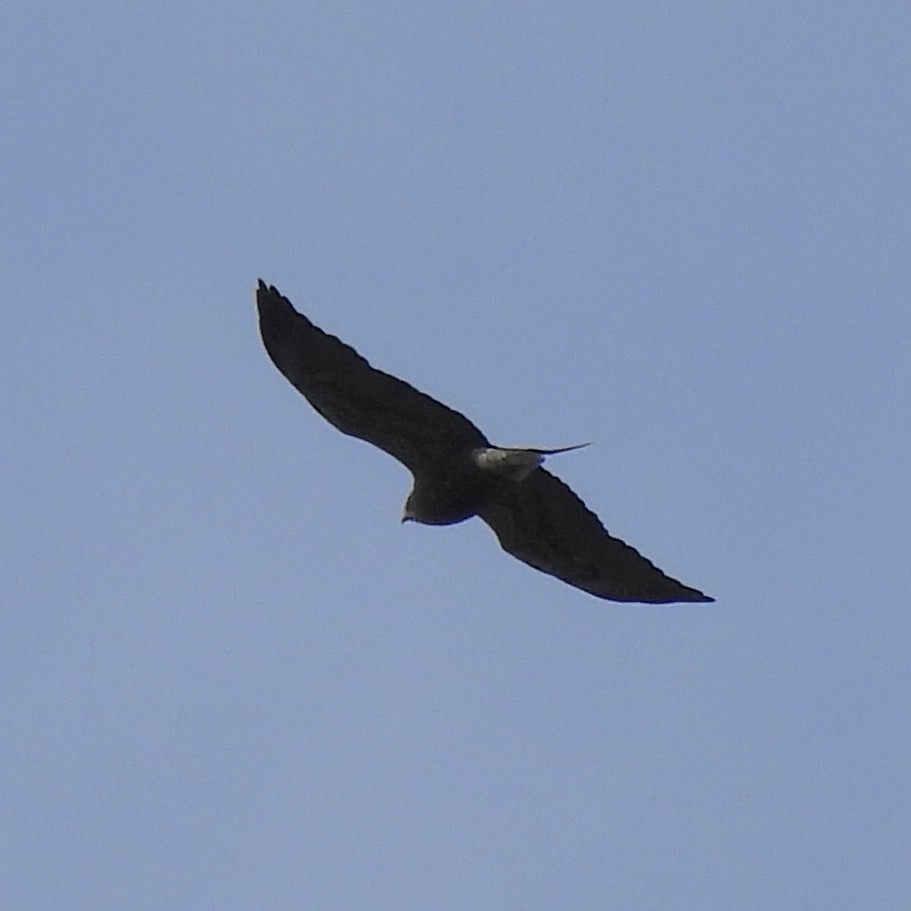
[[256, 280, 713, 604]]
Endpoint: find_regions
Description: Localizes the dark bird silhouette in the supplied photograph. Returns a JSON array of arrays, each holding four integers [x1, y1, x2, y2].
[[256, 281, 713, 604]]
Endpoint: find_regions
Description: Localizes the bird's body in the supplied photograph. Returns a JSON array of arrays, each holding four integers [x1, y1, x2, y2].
[[403, 452, 500, 525], [256, 281, 713, 604], [403, 445, 586, 525]]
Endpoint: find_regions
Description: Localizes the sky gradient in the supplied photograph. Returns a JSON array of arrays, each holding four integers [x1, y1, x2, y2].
[[3, 3, 909, 908]]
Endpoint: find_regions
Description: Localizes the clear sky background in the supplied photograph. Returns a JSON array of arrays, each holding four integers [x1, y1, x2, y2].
[[3, 3, 908, 908]]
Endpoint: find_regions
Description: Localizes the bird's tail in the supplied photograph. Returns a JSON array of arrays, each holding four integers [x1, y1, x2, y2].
[[518, 443, 590, 455], [473, 443, 590, 480]]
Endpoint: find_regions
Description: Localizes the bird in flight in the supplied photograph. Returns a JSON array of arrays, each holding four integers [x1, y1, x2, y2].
[[256, 281, 713, 603]]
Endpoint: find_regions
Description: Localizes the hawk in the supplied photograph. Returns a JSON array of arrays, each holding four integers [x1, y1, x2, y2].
[[257, 281, 713, 604]]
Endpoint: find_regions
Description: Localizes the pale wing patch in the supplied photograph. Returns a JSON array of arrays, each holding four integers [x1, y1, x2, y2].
[[472, 447, 544, 480]]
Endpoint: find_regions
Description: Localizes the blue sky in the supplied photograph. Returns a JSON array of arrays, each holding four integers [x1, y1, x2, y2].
[[3, 2, 909, 908]]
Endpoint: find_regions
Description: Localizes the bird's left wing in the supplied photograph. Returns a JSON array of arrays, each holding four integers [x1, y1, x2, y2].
[[478, 468, 714, 603], [257, 282, 489, 473]]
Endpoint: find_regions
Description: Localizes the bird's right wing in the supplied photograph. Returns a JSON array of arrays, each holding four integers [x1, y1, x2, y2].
[[478, 468, 714, 603], [257, 282, 489, 473]]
